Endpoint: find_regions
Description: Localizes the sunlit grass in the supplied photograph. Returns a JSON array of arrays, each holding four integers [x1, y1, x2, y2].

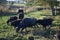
[[13, 4, 26, 6], [0, 10, 60, 40]]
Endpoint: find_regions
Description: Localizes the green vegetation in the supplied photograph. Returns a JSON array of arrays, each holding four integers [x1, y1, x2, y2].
[[0, 10, 60, 40], [25, 0, 59, 6], [0, 0, 60, 40], [13, 4, 26, 6], [0, 0, 7, 4]]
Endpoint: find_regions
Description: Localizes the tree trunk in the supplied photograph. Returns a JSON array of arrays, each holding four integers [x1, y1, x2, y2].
[[50, 0, 55, 16]]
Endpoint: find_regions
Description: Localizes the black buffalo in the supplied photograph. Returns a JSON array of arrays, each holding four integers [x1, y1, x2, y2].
[[7, 16, 17, 25], [9, 18, 37, 33], [36, 18, 53, 30], [18, 9, 24, 19]]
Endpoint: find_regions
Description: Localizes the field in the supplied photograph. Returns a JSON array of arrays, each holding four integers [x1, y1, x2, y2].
[[0, 9, 60, 40]]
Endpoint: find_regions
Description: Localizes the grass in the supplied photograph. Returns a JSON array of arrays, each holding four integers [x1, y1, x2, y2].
[[13, 3, 26, 6], [0, 10, 60, 40], [7, 3, 26, 6]]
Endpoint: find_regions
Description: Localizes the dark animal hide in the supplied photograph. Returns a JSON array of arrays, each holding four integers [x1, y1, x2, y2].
[[10, 18, 37, 32], [36, 18, 53, 30]]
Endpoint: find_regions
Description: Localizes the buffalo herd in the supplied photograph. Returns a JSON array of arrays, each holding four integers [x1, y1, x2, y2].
[[6, 9, 60, 40], [6, 9, 53, 33], [7, 16, 53, 34]]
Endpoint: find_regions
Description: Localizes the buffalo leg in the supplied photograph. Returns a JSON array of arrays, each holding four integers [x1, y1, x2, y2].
[[49, 25, 51, 29], [43, 26, 46, 30], [21, 28, 25, 32], [14, 27, 18, 35], [16, 27, 20, 33]]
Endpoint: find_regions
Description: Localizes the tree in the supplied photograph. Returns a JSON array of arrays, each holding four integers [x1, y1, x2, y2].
[[49, 0, 59, 16], [0, 0, 7, 17], [0, 0, 7, 4], [25, 0, 59, 16], [25, 0, 59, 6], [24, 0, 34, 6], [25, 0, 44, 6]]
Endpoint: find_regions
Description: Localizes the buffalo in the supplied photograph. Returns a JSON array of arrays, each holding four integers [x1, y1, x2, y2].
[[7, 18, 37, 33], [7, 16, 18, 25], [18, 9, 24, 19], [36, 18, 53, 30]]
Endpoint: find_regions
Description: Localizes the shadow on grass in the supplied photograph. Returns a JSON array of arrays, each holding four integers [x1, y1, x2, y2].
[[24, 11, 37, 15], [0, 37, 14, 40], [33, 28, 56, 39], [40, 14, 52, 16], [0, 35, 27, 40], [0, 12, 17, 16]]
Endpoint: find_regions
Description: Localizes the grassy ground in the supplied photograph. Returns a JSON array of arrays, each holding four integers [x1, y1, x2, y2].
[[0, 10, 60, 40], [13, 3, 26, 6]]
